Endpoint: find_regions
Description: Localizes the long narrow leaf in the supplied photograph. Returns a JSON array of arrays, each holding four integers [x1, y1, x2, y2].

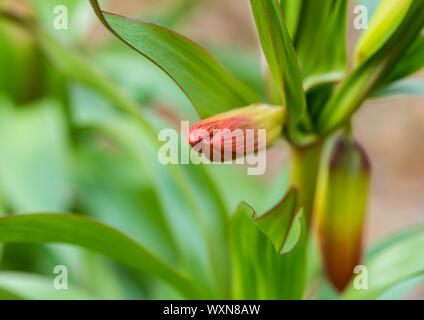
[[279, 0, 302, 39], [0, 214, 203, 299], [254, 188, 301, 254], [294, 0, 348, 91], [383, 36, 424, 83], [354, 0, 413, 65], [250, 0, 313, 145], [0, 271, 94, 300], [317, 0, 424, 133], [89, 0, 259, 119], [371, 79, 424, 98], [230, 188, 306, 299], [84, 112, 230, 299], [342, 226, 424, 300], [0, 11, 231, 299]]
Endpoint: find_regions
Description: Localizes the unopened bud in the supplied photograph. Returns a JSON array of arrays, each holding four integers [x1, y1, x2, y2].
[[316, 136, 371, 292], [354, 0, 413, 65], [188, 104, 285, 161]]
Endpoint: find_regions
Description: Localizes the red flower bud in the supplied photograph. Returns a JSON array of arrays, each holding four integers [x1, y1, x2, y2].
[[188, 104, 285, 161]]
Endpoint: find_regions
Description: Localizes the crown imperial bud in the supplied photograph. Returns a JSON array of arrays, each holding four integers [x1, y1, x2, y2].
[[316, 136, 371, 292], [354, 0, 413, 65], [188, 104, 285, 161]]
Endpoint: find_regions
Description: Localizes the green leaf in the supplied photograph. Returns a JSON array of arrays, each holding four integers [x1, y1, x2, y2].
[[89, 0, 259, 119], [371, 79, 424, 98], [74, 99, 231, 298], [0, 214, 203, 299], [19, 14, 231, 297], [0, 287, 24, 300], [357, 0, 381, 21], [73, 133, 179, 266], [230, 188, 306, 299], [342, 226, 424, 300], [279, 0, 302, 39], [0, 271, 94, 300], [365, 226, 424, 260], [383, 36, 424, 83], [254, 188, 300, 254], [354, 0, 413, 65], [294, 0, 348, 91], [317, 0, 424, 134], [377, 274, 424, 300], [250, 0, 313, 146], [280, 209, 304, 254]]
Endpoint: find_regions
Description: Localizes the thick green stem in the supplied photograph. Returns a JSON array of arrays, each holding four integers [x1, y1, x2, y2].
[[290, 142, 323, 224], [280, 142, 323, 299]]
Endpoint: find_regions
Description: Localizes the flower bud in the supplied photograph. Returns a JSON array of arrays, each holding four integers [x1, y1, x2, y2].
[[354, 0, 413, 65], [316, 136, 371, 292], [188, 104, 285, 161]]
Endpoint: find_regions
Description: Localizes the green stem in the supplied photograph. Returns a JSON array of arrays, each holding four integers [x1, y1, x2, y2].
[[290, 141, 323, 224], [280, 142, 323, 299]]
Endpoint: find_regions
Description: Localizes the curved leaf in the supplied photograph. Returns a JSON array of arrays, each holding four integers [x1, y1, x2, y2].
[[89, 113, 230, 299], [0, 288, 25, 300], [0, 271, 94, 300], [366, 226, 424, 260], [294, 0, 348, 91], [254, 188, 301, 254], [342, 226, 424, 300], [280, 209, 304, 254], [357, 0, 381, 21], [317, 0, 424, 133], [371, 79, 424, 98], [279, 0, 302, 39], [384, 36, 424, 83], [354, 0, 413, 65], [0, 214, 203, 299], [230, 188, 306, 299], [377, 274, 424, 300], [89, 0, 259, 119], [250, 0, 314, 146]]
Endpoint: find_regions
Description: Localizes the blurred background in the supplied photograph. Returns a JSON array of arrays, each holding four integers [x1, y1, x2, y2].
[[0, 0, 423, 299]]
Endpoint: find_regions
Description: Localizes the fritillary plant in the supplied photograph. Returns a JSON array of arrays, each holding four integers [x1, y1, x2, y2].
[[0, 0, 423, 300]]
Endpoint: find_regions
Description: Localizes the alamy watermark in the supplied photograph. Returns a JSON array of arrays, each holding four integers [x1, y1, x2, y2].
[[353, 5, 369, 30], [158, 121, 267, 175], [353, 265, 368, 290], [53, 5, 68, 30], [53, 265, 68, 290]]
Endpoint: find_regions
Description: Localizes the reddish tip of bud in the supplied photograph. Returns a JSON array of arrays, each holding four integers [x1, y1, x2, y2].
[[188, 116, 248, 147], [187, 104, 285, 162], [188, 116, 254, 161], [330, 139, 371, 171]]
